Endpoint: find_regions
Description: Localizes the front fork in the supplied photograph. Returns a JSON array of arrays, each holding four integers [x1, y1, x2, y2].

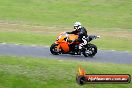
[[55, 42, 61, 52]]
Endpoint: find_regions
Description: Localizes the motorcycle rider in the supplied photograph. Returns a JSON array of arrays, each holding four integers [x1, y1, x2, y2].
[[67, 22, 88, 52]]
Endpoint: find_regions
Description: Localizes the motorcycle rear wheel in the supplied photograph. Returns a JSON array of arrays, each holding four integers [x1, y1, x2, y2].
[[83, 44, 97, 57]]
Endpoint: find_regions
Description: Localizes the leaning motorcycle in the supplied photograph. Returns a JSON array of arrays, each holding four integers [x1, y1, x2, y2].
[[50, 32, 100, 57]]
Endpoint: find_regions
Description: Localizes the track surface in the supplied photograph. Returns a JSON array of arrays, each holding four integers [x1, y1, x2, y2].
[[0, 43, 132, 64]]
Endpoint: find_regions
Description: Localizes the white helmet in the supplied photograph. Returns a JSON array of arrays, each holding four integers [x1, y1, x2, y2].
[[74, 22, 81, 30]]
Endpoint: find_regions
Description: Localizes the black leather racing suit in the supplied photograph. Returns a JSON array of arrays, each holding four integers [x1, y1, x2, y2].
[[67, 27, 88, 43], [67, 27, 88, 50]]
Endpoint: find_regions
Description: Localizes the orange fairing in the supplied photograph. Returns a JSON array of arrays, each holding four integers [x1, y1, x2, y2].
[[55, 32, 78, 53], [60, 42, 69, 53], [57, 36, 66, 43]]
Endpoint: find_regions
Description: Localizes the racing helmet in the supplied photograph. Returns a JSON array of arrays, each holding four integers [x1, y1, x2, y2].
[[74, 22, 81, 31]]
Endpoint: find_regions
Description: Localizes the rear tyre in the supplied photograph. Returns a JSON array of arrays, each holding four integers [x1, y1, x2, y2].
[[83, 44, 97, 57], [50, 43, 60, 55]]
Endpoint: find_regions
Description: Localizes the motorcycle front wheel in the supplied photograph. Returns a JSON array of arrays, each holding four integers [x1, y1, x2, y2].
[[50, 43, 60, 55], [82, 44, 97, 57]]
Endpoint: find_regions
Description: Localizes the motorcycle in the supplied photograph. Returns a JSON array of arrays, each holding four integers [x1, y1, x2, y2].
[[50, 32, 100, 57]]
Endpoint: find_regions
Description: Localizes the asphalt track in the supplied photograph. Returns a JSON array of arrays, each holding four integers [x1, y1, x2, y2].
[[0, 43, 132, 64]]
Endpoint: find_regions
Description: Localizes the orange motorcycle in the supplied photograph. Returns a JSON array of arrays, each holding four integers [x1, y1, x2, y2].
[[50, 32, 100, 57]]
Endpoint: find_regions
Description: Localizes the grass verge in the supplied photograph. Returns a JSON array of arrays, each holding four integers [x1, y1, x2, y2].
[[0, 32, 56, 45], [0, 56, 132, 88]]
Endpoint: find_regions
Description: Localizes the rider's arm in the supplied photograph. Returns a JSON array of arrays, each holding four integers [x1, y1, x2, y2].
[[66, 30, 77, 34]]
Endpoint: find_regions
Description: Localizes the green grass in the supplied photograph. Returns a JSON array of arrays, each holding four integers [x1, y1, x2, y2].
[[92, 36, 132, 51], [0, 56, 132, 88], [0, 0, 132, 29], [0, 32, 56, 45]]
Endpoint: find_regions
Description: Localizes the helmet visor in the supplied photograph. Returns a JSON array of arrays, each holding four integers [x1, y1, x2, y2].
[[74, 26, 78, 29]]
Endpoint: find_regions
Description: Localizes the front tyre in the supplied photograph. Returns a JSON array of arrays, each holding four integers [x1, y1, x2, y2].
[[50, 43, 60, 55], [83, 44, 97, 57]]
